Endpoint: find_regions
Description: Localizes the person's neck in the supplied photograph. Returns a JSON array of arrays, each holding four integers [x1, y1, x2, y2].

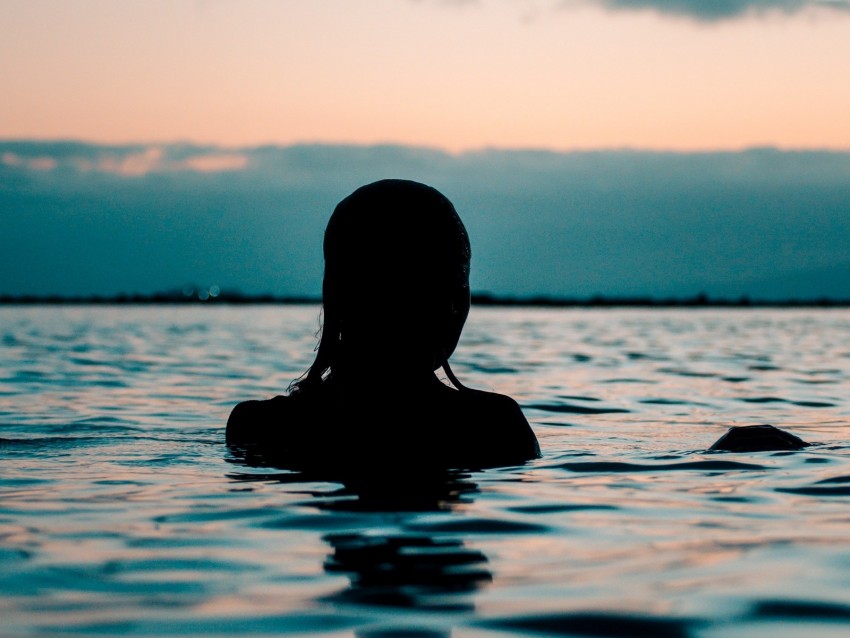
[[335, 359, 442, 388]]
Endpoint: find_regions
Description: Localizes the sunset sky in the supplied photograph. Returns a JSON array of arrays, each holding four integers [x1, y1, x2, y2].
[[2, 1, 850, 300], [3, 0, 850, 151]]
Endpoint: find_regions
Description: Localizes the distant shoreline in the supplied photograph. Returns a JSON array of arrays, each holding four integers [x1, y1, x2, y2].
[[1, 292, 848, 308]]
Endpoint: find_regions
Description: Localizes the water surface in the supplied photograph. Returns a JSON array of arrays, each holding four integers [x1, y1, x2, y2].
[[2, 306, 849, 637]]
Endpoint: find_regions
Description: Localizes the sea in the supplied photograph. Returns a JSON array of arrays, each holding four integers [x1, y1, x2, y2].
[[2, 305, 849, 638]]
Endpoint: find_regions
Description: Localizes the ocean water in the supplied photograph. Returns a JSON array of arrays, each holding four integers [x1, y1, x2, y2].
[[2, 305, 850, 638]]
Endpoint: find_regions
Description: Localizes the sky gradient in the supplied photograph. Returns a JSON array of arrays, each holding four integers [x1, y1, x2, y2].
[[3, 0, 850, 151]]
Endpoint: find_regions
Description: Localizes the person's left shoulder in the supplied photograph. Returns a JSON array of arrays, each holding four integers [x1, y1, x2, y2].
[[225, 394, 291, 444]]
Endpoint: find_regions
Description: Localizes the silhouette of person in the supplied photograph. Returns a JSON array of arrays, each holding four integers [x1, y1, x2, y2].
[[226, 179, 540, 471]]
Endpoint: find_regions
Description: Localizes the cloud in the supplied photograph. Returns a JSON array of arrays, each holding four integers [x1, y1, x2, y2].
[[0, 142, 249, 177], [418, 0, 850, 21], [2, 141, 849, 300], [181, 153, 248, 173], [570, 0, 850, 21], [96, 147, 165, 176], [2, 152, 57, 171]]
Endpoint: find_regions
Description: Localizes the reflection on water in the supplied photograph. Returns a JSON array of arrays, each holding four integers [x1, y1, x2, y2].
[[324, 533, 490, 612], [229, 446, 491, 620], [2, 306, 850, 636]]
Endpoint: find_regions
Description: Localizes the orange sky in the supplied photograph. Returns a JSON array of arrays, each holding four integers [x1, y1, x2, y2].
[[2, 0, 850, 151]]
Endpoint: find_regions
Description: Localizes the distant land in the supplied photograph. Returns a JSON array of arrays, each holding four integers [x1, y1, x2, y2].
[[1, 288, 847, 308]]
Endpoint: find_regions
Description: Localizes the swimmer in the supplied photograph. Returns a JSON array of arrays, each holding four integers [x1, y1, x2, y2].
[[227, 179, 540, 470]]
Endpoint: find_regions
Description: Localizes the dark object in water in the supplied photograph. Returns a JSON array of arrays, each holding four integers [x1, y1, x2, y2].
[[709, 424, 809, 452]]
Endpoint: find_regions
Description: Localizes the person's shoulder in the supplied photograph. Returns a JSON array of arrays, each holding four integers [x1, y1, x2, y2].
[[447, 386, 541, 464], [226, 394, 295, 444], [452, 386, 524, 419]]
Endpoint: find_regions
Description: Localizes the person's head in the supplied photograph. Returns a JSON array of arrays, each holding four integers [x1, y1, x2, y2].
[[295, 179, 471, 390]]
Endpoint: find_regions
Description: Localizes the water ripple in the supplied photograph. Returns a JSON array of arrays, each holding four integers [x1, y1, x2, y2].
[[480, 612, 699, 638], [526, 403, 630, 414], [558, 460, 767, 473]]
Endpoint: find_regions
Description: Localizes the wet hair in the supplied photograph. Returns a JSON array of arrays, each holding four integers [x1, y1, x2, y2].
[[291, 179, 471, 393]]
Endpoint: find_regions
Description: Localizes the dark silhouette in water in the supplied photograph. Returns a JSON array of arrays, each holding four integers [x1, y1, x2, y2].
[[324, 532, 490, 612], [227, 179, 540, 470], [226, 452, 489, 638], [710, 424, 809, 452], [226, 444, 490, 637]]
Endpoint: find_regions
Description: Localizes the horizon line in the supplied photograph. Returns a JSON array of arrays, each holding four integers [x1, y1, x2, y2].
[[2, 291, 848, 309]]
